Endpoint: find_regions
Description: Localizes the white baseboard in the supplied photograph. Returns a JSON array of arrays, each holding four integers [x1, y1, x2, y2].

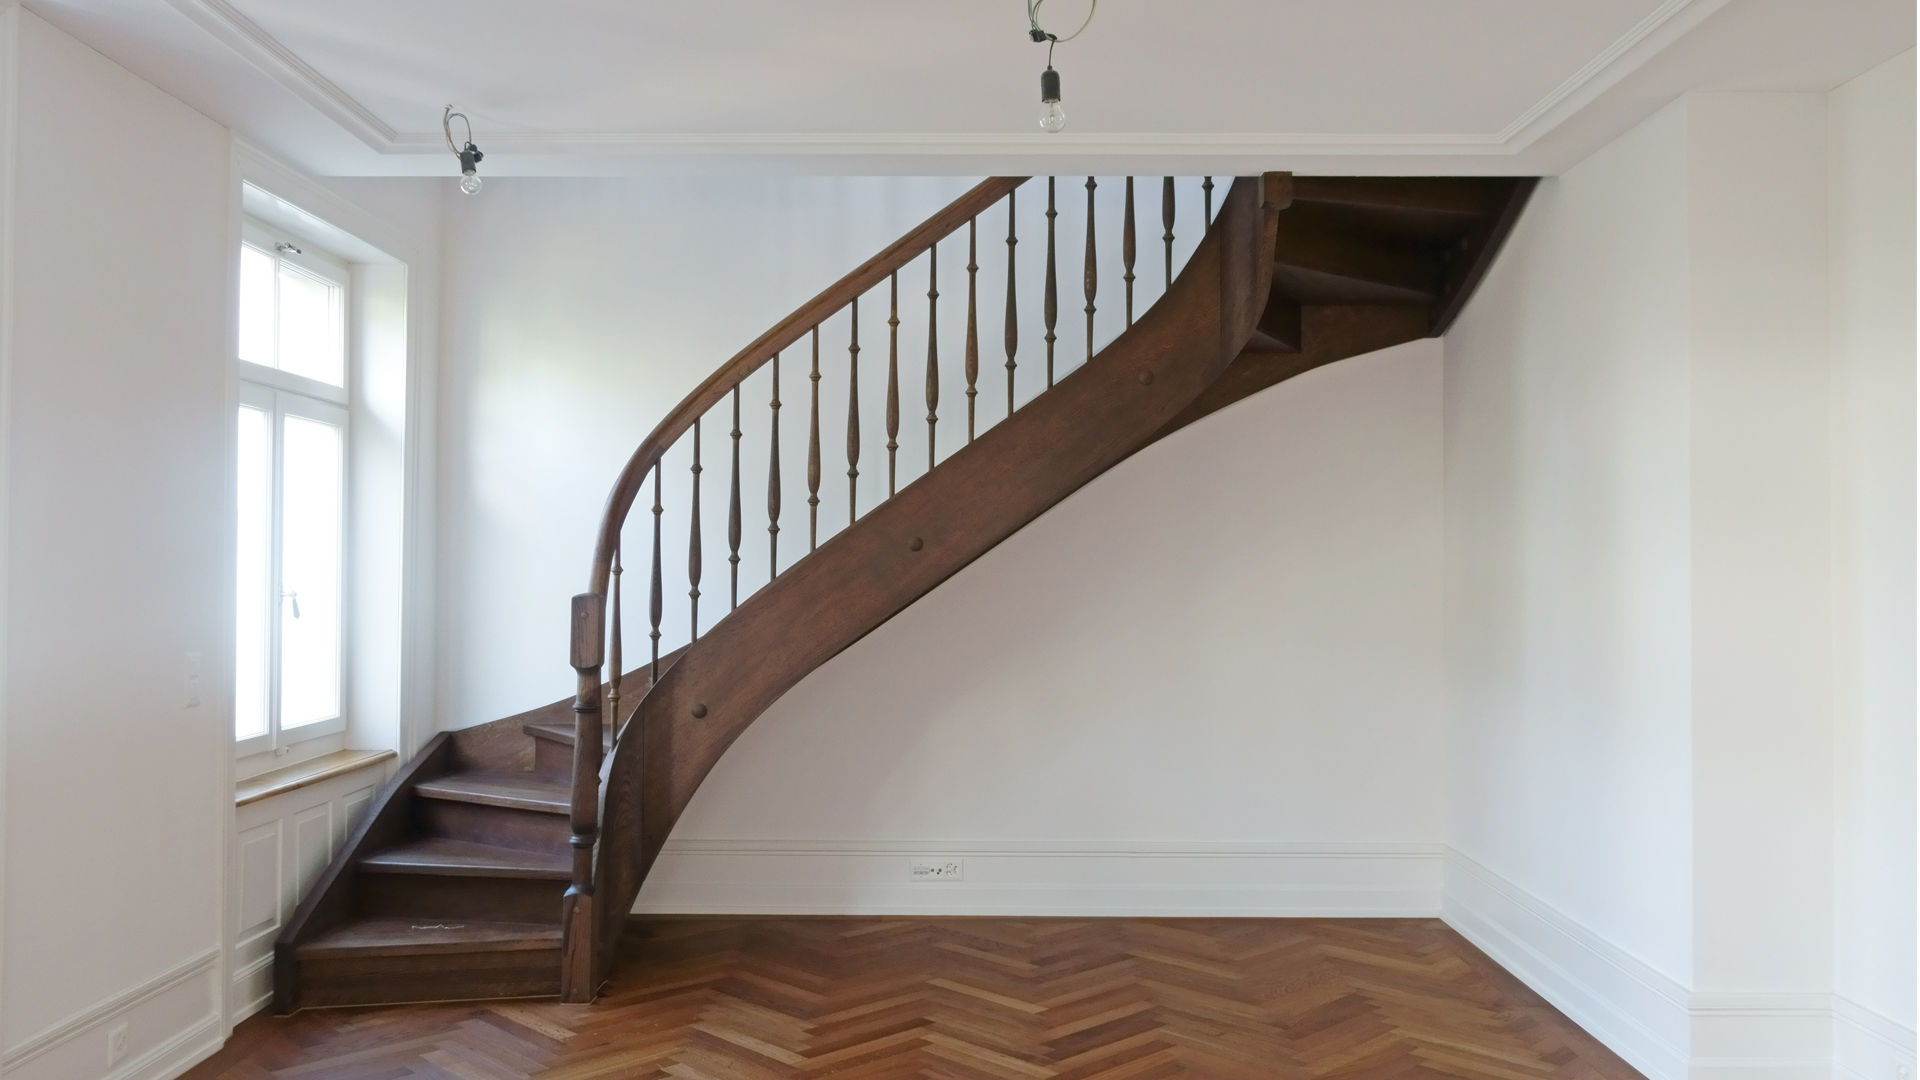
[[1834, 994, 1917, 1080], [0, 948, 223, 1080], [635, 839, 1444, 916], [1440, 848, 1691, 1080], [1443, 848, 1915, 1080]]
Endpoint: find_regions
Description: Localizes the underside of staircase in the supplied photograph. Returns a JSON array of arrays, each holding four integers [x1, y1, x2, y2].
[[273, 172, 1536, 1013]]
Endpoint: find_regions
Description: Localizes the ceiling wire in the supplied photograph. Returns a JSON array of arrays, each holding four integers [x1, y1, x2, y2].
[[1029, 0, 1097, 45]]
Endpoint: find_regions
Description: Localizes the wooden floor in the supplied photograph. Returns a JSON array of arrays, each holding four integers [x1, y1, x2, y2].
[[187, 917, 1644, 1079]]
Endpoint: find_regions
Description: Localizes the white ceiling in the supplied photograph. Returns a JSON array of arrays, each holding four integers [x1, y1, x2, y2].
[[21, 0, 1915, 176]]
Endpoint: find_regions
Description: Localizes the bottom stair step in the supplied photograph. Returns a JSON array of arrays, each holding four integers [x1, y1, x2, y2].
[[287, 918, 563, 1009], [298, 917, 562, 959]]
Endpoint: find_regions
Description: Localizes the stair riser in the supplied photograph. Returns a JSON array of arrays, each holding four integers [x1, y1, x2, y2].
[[292, 950, 562, 1009], [532, 737, 574, 776], [416, 799, 572, 851], [357, 873, 567, 925]]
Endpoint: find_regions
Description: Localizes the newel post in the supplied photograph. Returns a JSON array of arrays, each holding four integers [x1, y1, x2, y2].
[[560, 590, 605, 1002]]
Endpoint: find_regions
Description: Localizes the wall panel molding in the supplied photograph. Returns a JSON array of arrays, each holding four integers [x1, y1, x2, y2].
[[0, 948, 220, 1080]]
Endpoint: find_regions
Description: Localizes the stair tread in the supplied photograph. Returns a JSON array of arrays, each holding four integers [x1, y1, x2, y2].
[[298, 917, 563, 959], [524, 720, 615, 747], [414, 772, 571, 813], [360, 837, 570, 879]]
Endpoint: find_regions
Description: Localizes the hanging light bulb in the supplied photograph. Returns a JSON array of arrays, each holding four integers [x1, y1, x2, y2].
[[1039, 65, 1067, 133], [444, 105, 485, 195], [1026, 2, 1093, 134]]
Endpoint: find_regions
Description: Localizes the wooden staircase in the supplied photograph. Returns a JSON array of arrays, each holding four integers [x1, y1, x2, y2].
[[273, 172, 1535, 1012]]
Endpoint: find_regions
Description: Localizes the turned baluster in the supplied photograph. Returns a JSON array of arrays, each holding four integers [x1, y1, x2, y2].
[[688, 419, 702, 640], [728, 386, 741, 610], [1044, 177, 1058, 387], [965, 217, 979, 442], [1162, 176, 1175, 289], [1203, 175, 1214, 222], [847, 297, 860, 524], [886, 273, 900, 496], [767, 353, 781, 579], [1084, 176, 1097, 363], [926, 241, 939, 472], [608, 540, 622, 714], [1004, 190, 1018, 417], [1122, 176, 1136, 326], [807, 327, 821, 551], [564, 589, 604, 979], [648, 462, 662, 680]]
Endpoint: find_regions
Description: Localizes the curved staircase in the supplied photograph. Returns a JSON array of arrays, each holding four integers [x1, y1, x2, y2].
[[273, 171, 1535, 1011]]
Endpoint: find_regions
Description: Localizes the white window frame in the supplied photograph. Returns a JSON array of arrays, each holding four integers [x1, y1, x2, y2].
[[235, 219, 352, 760]]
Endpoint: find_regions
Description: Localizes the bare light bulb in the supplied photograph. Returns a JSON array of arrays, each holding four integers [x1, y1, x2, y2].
[[1038, 66, 1066, 134], [460, 172, 483, 195]]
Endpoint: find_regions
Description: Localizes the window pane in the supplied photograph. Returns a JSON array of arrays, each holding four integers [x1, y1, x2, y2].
[[235, 405, 272, 741], [238, 246, 276, 367], [277, 263, 343, 386], [279, 414, 342, 727]]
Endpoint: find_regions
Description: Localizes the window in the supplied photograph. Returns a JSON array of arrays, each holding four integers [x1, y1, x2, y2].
[[234, 222, 349, 757]]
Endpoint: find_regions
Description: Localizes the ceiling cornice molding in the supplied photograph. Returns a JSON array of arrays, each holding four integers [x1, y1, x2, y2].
[[163, 0, 397, 147], [168, 0, 1720, 161]]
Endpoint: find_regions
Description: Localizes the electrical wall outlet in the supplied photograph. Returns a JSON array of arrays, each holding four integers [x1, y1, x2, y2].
[[908, 858, 963, 881], [106, 1022, 129, 1068]]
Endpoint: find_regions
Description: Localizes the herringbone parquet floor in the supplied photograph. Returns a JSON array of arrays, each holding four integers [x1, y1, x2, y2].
[[186, 918, 1645, 1079]]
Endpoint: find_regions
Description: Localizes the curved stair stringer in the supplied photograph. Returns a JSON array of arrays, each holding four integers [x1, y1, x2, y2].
[[588, 173, 1290, 975]]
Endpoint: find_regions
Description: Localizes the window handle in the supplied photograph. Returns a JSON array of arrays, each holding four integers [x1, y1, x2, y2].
[[281, 589, 301, 619]]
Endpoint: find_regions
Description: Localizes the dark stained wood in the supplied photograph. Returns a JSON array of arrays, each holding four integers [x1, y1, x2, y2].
[[1203, 175, 1215, 221], [686, 419, 701, 638], [1162, 175, 1175, 287], [414, 773, 570, 815], [206, 917, 1644, 1080], [359, 838, 570, 880], [886, 273, 900, 495], [807, 326, 821, 550], [1083, 175, 1097, 363], [271, 733, 454, 1013], [965, 217, 979, 441], [925, 241, 940, 472], [1044, 177, 1058, 386], [1270, 211, 1442, 304], [1429, 177, 1539, 335], [1004, 191, 1018, 416], [727, 387, 741, 609], [767, 352, 781, 577], [1123, 175, 1136, 325], [846, 296, 860, 523], [1293, 175, 1499, 217], [648, 464, 662, 676]]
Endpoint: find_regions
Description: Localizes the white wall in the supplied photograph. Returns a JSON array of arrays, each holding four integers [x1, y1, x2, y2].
[[1443, 80, 1915, 1080], [1443, 97, 1697, 988], [1, 10, 230, 1079], [1827, 49, 1917, 1080]]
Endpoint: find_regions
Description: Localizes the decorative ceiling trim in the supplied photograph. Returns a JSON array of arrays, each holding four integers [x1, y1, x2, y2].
[[168, 0, 1717, 159], [162, 0, 396, 146]]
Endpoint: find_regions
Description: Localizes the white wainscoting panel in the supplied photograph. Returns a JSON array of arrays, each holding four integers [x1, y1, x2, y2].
[[229, 763, 388, 1020], [0, 949, 220, 1080], [634, 840, 1443, 917]]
